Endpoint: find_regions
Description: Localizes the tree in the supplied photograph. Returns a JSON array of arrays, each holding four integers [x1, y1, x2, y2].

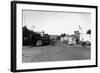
[[61, 33, 66, 37], [87, 30, 91, 34]]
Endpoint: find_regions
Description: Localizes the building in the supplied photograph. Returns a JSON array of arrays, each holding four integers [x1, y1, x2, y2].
[[67, 31, 80, 45], [74, 31, 80, 44]]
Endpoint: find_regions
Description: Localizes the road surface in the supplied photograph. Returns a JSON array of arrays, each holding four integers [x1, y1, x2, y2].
[[22, 43, 90, 63]]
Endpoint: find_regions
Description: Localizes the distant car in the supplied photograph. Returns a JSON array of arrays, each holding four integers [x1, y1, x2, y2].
[[84, 41, 91, 46], [81, 41, 91, 48]]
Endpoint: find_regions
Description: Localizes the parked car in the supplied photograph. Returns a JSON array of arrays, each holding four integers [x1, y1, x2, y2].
[[81, 41, 91, 48]]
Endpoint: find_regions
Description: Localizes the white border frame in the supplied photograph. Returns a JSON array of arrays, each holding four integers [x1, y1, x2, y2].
[[16, 3, 96, 70]]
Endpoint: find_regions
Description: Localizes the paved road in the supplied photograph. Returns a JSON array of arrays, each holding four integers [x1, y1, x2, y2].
[[22, 43, 90, 63]]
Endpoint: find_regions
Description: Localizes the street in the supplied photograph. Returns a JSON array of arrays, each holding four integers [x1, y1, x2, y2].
[[22, 42, 90, 63]]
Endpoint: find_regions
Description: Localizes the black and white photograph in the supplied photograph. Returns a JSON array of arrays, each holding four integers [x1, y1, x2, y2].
[[22, 10, 91, 63], [11, 1, 97, 72]]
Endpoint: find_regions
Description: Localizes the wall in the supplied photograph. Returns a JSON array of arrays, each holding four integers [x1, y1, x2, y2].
[[0, 0, 99, 73]]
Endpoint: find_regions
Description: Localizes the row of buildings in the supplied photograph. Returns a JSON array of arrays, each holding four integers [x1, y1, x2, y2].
[[60, 30, 91, 45], [60, 31, 80, 44]]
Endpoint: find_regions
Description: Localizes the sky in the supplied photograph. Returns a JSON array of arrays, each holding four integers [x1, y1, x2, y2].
[[23, 10, 91, 37]]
